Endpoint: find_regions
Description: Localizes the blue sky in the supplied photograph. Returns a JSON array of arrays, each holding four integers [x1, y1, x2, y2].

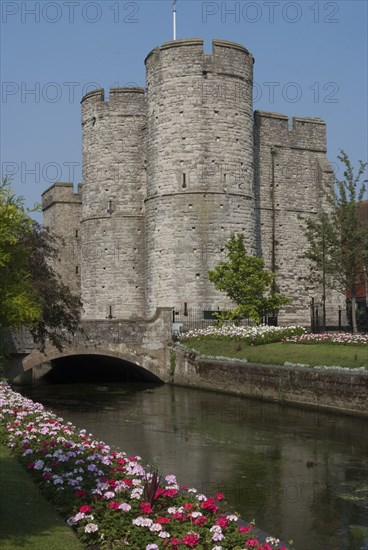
[[1, 0, 367, 218]]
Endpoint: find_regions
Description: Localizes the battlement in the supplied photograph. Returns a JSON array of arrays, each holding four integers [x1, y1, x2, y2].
[[145, 38, 254, 81], [81, 87, 145, 105], [254, 110, 327, 151], [42, 182, 82, 212], [81, 87, 146, 125]]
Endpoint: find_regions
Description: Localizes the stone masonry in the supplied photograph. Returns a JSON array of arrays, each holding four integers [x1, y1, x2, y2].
[[42, 38, 343, 326]]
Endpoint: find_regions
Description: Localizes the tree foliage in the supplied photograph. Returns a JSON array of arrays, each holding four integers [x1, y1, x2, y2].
[[208, 233, 290, 324], [0, 179, 81, 354], [0, 179, 41, 333], [301, 151, 368, 333]]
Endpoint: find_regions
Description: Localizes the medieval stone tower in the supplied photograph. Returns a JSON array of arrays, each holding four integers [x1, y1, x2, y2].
[[42, 39, 340, 326]]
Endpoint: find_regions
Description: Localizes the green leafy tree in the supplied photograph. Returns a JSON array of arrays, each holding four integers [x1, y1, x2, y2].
[[301, 151, 368, 333], [0, 179, 41, 341], [0, 179, 81, 359], [209, 233, 290, 324]]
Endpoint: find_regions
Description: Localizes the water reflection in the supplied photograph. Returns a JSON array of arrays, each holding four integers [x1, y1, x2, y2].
[[18, 382, 368, 550]]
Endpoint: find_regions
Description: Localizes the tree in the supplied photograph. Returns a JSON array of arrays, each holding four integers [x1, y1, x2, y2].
[[0, 179, 81, 357], [301, 151, 368, 333], [21, 224, 82, 351], [0, 179, 41, 339], [208, 233, 290, 324]]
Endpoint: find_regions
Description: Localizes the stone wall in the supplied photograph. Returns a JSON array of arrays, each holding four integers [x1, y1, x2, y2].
[[172, 344, 368, 417], [42, 182, 82, 295]]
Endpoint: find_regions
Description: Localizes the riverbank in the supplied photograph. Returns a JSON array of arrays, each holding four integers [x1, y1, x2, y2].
[[171, 343, 368, 417], [0, 444, 83, 550], [0, 383, 291, 550]]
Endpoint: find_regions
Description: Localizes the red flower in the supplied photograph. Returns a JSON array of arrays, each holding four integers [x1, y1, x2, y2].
[[192, 516, 208, 526], [182, 533, 200, 547], [140, 502, 153, 514], [79, 505, 92, 513], [172, 512, 185, 521], [200, 498, 218, 514], [75, 489, 86, 497], [245, 539, 260, 548], [216, 492, 225, 501], [163, 488, 179, 498], [215, 516, 228, 528], [238, 525, 253, 534], [183, 503, 194, 510], [157, 517, 171, 524], [108, 501, 120, 510]]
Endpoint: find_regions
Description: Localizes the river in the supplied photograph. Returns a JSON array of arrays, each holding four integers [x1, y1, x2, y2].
[[17, 380, 368, 550]]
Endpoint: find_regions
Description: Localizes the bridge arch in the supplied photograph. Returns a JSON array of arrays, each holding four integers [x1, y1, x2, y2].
[[21, 348, 165, 384]]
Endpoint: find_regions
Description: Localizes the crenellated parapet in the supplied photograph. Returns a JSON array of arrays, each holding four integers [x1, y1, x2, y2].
[[42, 182, 82, 211], [254, 111, 327, 152]]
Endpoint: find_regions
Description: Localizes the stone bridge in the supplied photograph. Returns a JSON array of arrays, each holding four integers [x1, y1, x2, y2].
[[3, 308, 173, 384]]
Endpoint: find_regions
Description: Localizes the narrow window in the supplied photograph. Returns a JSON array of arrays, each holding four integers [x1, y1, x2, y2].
[[182, 173, 186, 189], [75, 229, 78, 238], [75, 266, 79, 274]]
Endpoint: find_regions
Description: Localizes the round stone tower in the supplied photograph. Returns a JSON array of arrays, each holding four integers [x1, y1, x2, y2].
[[145, 39, 256, 315], [81, 88, 146, 320]]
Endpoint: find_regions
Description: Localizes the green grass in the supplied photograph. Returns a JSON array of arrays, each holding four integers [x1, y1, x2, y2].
[[181, 339, 368, 369], [0, 444, 84, 550]]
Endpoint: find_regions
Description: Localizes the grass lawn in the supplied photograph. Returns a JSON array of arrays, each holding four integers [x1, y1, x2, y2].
[[0, 444, 83, 550], [181, 339, 368, 369]]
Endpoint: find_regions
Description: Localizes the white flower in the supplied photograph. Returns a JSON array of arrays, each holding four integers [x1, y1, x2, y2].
[[165, 474, 177, 485], [149, 523, 162, 532], [133, 517, 153, 527], [118, 503, 131, 511], [158, 531, 170, 538], [85, 523, 98, 533]]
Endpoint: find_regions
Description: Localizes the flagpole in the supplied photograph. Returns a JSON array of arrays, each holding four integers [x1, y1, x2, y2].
[[173, 0, 177, 40]]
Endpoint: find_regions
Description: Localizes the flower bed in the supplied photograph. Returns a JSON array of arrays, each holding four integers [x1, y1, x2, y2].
[[283, 332, 368, 345], [179, 325, 305, 346], [0, 383, 288, 550]]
